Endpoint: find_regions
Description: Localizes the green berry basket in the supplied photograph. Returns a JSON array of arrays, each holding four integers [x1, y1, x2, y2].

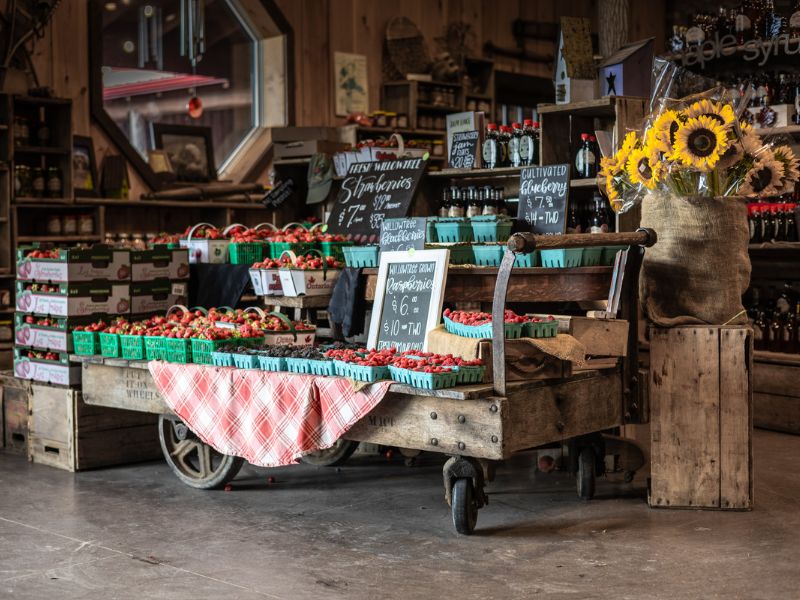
[[99, 332, 121, 358], [164, 337, 193, 363], [434, 219, 472, 243], [228, 242, 265, 265], [514, 251, 538, 267], [343, 245, 379, 268], [472, 244, 504, 266], [120, 334, 146, 361], [319, 241, 354, 262], [602, 245, 628, 265], [232, 352, 260, 369], [72, 331, 100, 356], [192, 338, 239, 365], [470, 216, 513, 243], [454, 365, 486, 384], [522, 320, 559, 339], [426, 218, 438, 243], [388, 365, 458, 390], [144, 336, 166, 360], [334, 360, 389, 382], [539, 248, 583, 268], [443, 315, 523, 339], [308, 358, 336, 376], [285, 357, 313, 374], [446, 244, 475, 265], [581, 247, 603, 266], [211, 351, 234, 367], [258, 355, 287, 371]]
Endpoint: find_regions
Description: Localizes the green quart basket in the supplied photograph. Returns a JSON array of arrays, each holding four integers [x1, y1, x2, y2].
[[99, 332, 121, 358], [472, 244, 504, 267], [522, 320, 559, 339], [343, 245, 379, 268], [120, 334, 146, 361], [72, 331, 99, 356], [320, 241, 353, 262], [470, 217, 513, 243], [443, 315, 523, 339], [228, 242, 265, 265], [191, 338, 232, 365], [164, 338, 192, 363], [144, 336, 166, 360], [581, 247, 603, 266], [539, 248, 583, 268]]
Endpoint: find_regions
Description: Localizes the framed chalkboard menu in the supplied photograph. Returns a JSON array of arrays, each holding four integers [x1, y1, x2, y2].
[[517, 163, 570, 235], [367, 249, 449, 352], [326, 158, 427, 243]]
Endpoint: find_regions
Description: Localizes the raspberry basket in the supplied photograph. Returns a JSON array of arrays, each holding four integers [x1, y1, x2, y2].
[[454, 365, 486, 384], [443, 315, 523, 339], [522, 320, 559, 338], [388, 365, 458, 390], [333, 360, 390, 382]]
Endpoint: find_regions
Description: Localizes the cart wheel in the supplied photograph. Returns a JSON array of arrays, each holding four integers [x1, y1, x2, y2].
[[298, 440, 359, 467], [624, 470, 635, 484], [577, 447, 596, 501], [158, 416, 244, 490], [451, 478, 478, 535]]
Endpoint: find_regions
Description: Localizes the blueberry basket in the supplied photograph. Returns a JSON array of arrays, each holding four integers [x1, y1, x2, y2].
[[443, 315, 523, 339], [426, 218, 438, 243], [513, 251, 538, 267], [285, 357, 313, 374], [258, 355, 287, 372], [434, 219, 472, 243], [602, 245, 628, 266], [308, 358, 336, 376], [211, 351, 234, 367], [343, 245, 379, 268], [454, 365, 486, 384], [472, 244, 504, 267], [232, 352, 260, 369], [539, 248, 583, 268], [388, 365, 458, 390], [470, 216, 513, 243], [581, 247, 603, 266], [334, 360, 390, 382], [447, 244, 475, 265], [522, 320, 559, 339]]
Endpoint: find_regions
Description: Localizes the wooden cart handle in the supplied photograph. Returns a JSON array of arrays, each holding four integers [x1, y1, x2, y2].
[[506, 228, 657, 253]]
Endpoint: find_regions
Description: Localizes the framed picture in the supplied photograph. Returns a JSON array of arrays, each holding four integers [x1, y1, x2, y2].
[[151, 123, 216, 183], [334, 52, 368, 117], [73, 135, 98, 197]]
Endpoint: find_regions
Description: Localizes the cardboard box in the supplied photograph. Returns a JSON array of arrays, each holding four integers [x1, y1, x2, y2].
[[179, 237, 229, 264], [14, 357, 81, 386], [14, 313, 100, 352], [271, 126, 341, 143], [16, 245, 131, 283], [249, 268, 283, 296], [130, 246, 190, 281], [15, 281, 130, 317], [130, 280, 187, 314], [279, 268, 340, 297], [273, 139, 350, 160]]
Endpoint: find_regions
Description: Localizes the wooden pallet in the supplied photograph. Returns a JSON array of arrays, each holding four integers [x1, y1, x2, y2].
[[2, 374, 31, 454]]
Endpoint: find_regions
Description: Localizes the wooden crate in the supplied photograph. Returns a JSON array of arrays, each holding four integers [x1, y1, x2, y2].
[[752, 353, 800, 434], [2, 375, 31, 454], [28, 383, 162, 472], [649, 326, 752, 510]]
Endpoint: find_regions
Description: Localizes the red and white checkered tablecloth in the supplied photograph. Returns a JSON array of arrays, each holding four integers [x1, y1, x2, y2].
[[148, 362, 393, 467]]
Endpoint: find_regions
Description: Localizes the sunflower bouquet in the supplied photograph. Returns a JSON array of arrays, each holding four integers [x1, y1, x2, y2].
[[598, 95, 800, 213]]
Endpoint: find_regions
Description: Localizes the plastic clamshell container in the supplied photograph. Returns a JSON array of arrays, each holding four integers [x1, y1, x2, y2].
[[539, 248, 583, 268]]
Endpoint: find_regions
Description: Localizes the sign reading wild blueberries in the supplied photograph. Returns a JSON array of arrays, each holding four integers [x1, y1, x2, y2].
[[517, 163, 570, 235], [448, 130, 480, 169], [379, 217, 427, 252], [327, 158, 427, 243]]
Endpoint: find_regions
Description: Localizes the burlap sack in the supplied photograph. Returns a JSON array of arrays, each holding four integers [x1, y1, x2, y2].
[[639, 191, 751, 327]]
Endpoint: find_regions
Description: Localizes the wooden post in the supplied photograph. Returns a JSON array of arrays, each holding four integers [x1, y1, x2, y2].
[[598, 0, 629, 58], [649, 326, 753, 510]]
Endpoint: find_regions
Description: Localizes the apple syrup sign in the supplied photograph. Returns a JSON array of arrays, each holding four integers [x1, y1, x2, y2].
[[517, 164, 570, 235], [326, 158, 427, 244]]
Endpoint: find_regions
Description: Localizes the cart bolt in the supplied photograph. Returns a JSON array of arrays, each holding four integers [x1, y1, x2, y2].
[[458, 442, 466, 451], [556, 421, 565, 432], [430, 438, 439, 446], [491, 435, 498, 443], [457, 415, 466, 424], [430, 412, 437, 420], [489, 404, 498, 413]]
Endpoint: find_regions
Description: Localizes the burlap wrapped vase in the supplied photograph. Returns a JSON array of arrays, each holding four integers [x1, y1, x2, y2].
[[639, 191, 751, 327]]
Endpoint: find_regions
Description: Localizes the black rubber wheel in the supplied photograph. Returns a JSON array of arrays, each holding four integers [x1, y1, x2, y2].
[[577, 447, 596, 501], [158, 416, 244, 489], [298, 439, 359, 466], [451, 478, 478, 535]]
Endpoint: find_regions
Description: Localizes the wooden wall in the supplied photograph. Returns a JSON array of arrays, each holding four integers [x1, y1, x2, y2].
[[19, 0, 665, 193]]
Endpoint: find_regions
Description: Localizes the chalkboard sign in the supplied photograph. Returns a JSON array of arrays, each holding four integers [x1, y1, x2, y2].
[[326, 158, 427, 242], [367, 249, 449, 353], [517, 164, 571, 235], [448, 130, 480, 169], [379, 217, 427, 252], [262, 178, 295, 208]]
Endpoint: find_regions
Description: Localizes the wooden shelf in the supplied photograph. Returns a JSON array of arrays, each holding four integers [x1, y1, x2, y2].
[[755, 125, 800, 136], [82, 198, 265, 210], [427, 165, 526, 179], [571, 178, 598, 188], [14, 196, 72, 204], [417, 103, 461, 112], [14, 145, 70, 155], [274, 158, 311, 166], [17, 234, 101, 243], [356, 126, 446, 137], [537, 96, 645, 117], [754, 350, 800, 366]]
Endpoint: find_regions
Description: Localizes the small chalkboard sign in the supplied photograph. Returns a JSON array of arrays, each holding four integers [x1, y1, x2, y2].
[[448, 130, 480, 169], [367, 249, 449, 353], [326, 158, 427, 243], [517, 164, 570, 235], [379, 217, 427, 252], [262, 178, 295, 208]]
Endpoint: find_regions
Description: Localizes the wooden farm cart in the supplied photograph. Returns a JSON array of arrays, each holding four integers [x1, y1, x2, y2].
[[74, 229, 655, 534]]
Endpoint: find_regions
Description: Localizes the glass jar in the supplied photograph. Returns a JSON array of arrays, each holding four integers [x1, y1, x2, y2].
[[374, 111, 387, 127], [47, 167, 63, 198], [79, 213, 94, 235], [397, 113, 409, 128], [386, 112, 398, 128], [14, 165, 31, 197], [47, 214, 62, 235], [31, 168, 45, 197], [13, 116, 29, 146], [131, 233, 146, 249], [62, 214, 78, 235], [432, 140, 444, 156], [36, 120, 50, 146]]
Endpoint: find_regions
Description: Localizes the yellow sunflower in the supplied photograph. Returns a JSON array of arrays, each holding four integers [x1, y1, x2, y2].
[[773, 145, 800, 192], [683, 99, 736, 131], [614, 131, 639, 167], [598, 156, 622, 201], [649, 109, 681, 155], [741, 131, 763, 157], [673, 115, 729, 171], [626, 146, 663, 189], [739, 153, 784, 196]]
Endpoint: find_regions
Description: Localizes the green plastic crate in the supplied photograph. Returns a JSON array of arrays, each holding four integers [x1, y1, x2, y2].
[[99, 332, 121, 358], [72, 331, 99, 356], [144, 336, 166, 360], [447, 244, 475, 265], [472, 244, 504, 266], [434, 219, 472, 243], [426, 218, 438, 243], [269, 242, 317, 259], [164, 338, 192, 363], [581, 247, 603, 266], [191, 338, 232, 365], [120, 334, 145, 361], [228, 242, 265, 265], [540, 248, 583, 268], [343, 245, 379, 268], [522, 320, 559, 339], [319, 241, 353, 262], [470, 217, 513, 243]]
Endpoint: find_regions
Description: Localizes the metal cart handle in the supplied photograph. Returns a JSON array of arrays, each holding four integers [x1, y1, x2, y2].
[[491, 228, 657, 397]]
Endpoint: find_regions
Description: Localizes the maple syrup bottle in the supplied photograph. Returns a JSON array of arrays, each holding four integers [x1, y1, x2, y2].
[[482, 124, 500, 169], [509, 122, 523, 167], [519, 119, 535, 166]]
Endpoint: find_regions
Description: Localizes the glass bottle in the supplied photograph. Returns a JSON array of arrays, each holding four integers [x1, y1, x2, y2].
[[498, 125, 512, 167], [763, 0, 782, 37], [439, 187, 451, 218], [575, 133, 597, 178], [589, 193, 609, 233], [668, 25, 685, 53], [735, 2, 753, 44], [448, 186, 465, 218], [769, 310, 783, 351], [749, 204, 760, 242], [531, 121, 541, 166], [481, 185, 497, 216], [496, 187, 508, 216], [753, 309, 768, 350], [482, 124, 499, 169], [786, 204, 798, 241], [519, 119, 534, 166], [567, 201, 583, 234], [782, 312, 796, 353], [466, 186, 482, 218], [508, 122, 523, 167]]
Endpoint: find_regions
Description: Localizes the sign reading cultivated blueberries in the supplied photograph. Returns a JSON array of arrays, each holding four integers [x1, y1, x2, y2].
[[517, 163, 570, 235]]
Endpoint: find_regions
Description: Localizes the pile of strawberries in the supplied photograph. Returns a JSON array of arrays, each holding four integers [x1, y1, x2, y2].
[[22, 315, 62, 328], [22, 283, 60, 293], [151, 233, 180, 245], [72, 320, 108, 332], [22, 248, 60, 259], [443, 308, 554, 325], [183, 224, 223, 240], [323, 347, 484, 373], [23, 349, 61, 362], [250, 253, 343, 270]]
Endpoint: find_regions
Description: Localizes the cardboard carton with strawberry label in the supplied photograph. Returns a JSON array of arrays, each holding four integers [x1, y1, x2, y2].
[[14, 348, 81, 385], [16, 244, 131, 283], [14, 313, 105, 352], [129, 279, 188, 314], [276, 251, 343, 297], [15, 281, 130, 317], [130, 246, 190, 281], [249, 256, 289, 297], [179, 223, 229, 264]]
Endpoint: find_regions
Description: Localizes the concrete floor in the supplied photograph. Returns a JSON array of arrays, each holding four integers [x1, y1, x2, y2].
[[0, 430, 798, 600]]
